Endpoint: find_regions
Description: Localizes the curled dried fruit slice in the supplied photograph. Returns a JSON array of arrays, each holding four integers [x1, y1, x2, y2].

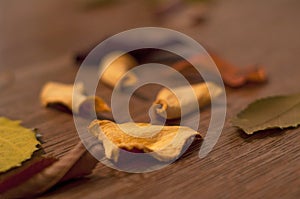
[[88, 120, 201, 162], [99, 52, 138, 89], [40, 82, 110, 115], [153, 82, 222, 119]]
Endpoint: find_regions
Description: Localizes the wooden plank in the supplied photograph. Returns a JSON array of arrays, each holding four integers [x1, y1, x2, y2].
[[0, 0, 300, 198]]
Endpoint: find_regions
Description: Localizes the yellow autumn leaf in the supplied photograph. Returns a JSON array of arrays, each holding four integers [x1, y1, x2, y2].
[[0, 117, 40, 173]]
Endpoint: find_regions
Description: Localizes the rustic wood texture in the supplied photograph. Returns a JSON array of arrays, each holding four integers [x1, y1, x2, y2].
[[1, 0, 300, 198]]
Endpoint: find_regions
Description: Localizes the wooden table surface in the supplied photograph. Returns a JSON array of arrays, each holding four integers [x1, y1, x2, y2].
[[1, 0, 300, 198]]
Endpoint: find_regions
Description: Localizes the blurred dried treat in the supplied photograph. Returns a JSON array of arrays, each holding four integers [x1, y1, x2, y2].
[[40, 82, 111, 116], [209, 52, 267, 87], [99, 52, 138, 89], [173, 52, 267, 88]]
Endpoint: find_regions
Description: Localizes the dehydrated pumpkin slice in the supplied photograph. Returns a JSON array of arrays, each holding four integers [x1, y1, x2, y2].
[[88, 120, 201, 162], [40, 82, 110, 115], [99, 52, 138, 89], [153, 82, 223, 120]]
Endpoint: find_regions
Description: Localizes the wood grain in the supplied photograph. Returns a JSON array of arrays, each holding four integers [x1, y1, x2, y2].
[[0, 0, 300, 198]]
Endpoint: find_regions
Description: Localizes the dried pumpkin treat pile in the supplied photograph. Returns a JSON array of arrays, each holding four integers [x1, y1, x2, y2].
[[4, 50, 300, 199]]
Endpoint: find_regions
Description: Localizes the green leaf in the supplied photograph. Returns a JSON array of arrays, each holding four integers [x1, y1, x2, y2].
[[232, 94, 300, 134], [0, 117, 40, 173]]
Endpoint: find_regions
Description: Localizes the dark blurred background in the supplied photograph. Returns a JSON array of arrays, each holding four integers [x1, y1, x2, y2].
[[1, 0, 299, 81]]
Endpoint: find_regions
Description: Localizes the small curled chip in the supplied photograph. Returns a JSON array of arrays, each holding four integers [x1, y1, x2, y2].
[[153, 82, 223, 120], [99, 52, 138, 90], [88, 120, 202, 162], [40, 82, 111, 116]]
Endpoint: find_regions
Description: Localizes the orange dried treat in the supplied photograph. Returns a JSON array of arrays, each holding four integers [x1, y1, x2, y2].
[[40, 82, 110, 115], [88, 120, 201, 162], [99, 52, 138, 89], [153, 82, 223, 119]]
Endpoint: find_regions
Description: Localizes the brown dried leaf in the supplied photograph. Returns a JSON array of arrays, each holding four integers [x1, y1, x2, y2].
[[153, 82, 222, 119], [210, 52, 267, 87], [173, 52, 267, 88], [88, 120, 201, 162], [40, 82, 111, 115], [0, 157, 57, 194], [1, 142, 98, 198]]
